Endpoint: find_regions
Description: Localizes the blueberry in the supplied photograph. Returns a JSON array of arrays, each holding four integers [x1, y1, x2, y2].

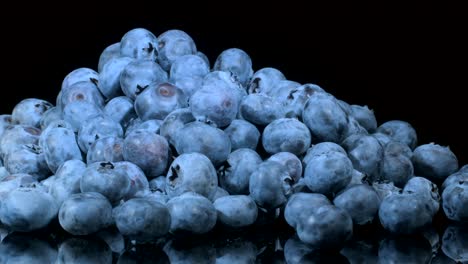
[[282, 83, 325, 119], [296, 204, 353, 249], [125, 118, 163, 137], [223, 119, 260, 151], [166, 192, 217, 235], [378, 192, 434, 234], [120, 59, 168, 100], [50, 159, 87, 206], [0, 186, 58, 232], [62, 100, 103, 132], [77, 115, 123, 154], [262, 118, 311, 156], [303, 151, 353, 197], [268, 152, 303, 183], [157, 29, 197, 71], [113, 198, 171, 242], [98, 56, 134, 99], [442, 181, 468, 222], [103, 96, 137, 128], [213, 195, 258, 228], [342, 134, 384, 180], [378, 235, 433, 264], [0, 124, 41, 160], [98, 42, 120, 73], [11, 98, 53, 128], [376, 120, 418, 149], [213, 48, 253, 87], [60, 80, 103, 112], [239, 93, 285, 125], [302, 92, 348, 143], [123, 130, 169, 178], [172, 76, 204, 100], [173, 121, 231, 167], [247, 67, 286, 94], [149, 176, 166, 193], [0, 173, 37, 196], [333, 184, 381, 225], [349, 105, 377, 132], [218, 148, 262, 195], [114, 161, 150, 200], [267, 79, 301, 102], [87, 136, 124, 164], [4, 144, 50, 180], [284, 192, 331, 229], [39, 106, 63, 130], [57, 237, 112, 264], [442, 170, 468, 191], [0, 115, 13, 139], [412, 143, 459, 184], [0, 234, 58, 263], [212, 186, 229, 201], [384, 140, 413, 159], [170, 54, 209, 82], [372, 132, 393, 147], [249, 160, 293, 210], [135, 82, 187, 121], [59, 192, 113, 235], [302, 142, 347, 167], [159, 108, 195, 146], [120, 28, 159, 61], [379, 152, 414, 188], [61, 67, 100, 91], [166, 152, 218, 200], [441, 224, 468, 263], [372, 181, 402, 200], [403, 176, 440, 215]]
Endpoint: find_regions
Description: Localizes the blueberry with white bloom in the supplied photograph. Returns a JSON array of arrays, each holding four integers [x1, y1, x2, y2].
[[59, 192, 113, 235], [212, 186, 229, 201], [372, 132, 393, 147], [403, 176, 440, 215], [170, 54, 209, 81], [223, 119, 260, 151], [39, 106, 63, 130], [157, 29, 197, 71], [113, 198, 171, 242], [50, 159, 87, 206], [98, 42, 120, 73], [77, 115, 123, 154], [213, 48, 253, 87], [284, 192, 331, 229], [296, 204, 353, 249], [268, 152, 303, 183], [103, 96, 137, 128], [166, 192, 217, 235], [172, 76, 204, 99], [341, 134, 383, 179], [98, 56, 134, 99], [57, 237, 112, 264], [376, 120, 418, 149], [218, 148, 262, 195], [123, 130, 169, 178], [11, 98, 53, 128], [304, 151, 353, 197], [412, 143, 459, 184], [61, 67, 99, 91], [0, 185, 58, 232], [86, 136, 124, 164], [302, 92, 348, 143], [4, 144, 49, 180], [120, 59, 168, 100], [333, 184, 381, 225], [249, 160, 293, 210], [248, 67, 286, 94], [62, 100, 103, 132], [166, 152, 218, 200], [262, 118, 311, 156], [302, 142, 347, 167], [114, 161, 149, 200], [0, 124, 41, 159], [283, 83, 325, 119], [213, 195, 258, 228], [202, 71, 246, 103], [120, 28, 159, 61], [239, 93, 285, 125], [159, 108, 195, 146], [349, 104, 377, 132], [0, 115, 13, 139], [173, 121, 231, 167], [124, 118, 163, 137], [442, 181, 468, 222]]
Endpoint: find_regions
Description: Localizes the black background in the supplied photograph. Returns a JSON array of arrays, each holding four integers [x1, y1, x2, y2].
[[0, 3, 466, 166]]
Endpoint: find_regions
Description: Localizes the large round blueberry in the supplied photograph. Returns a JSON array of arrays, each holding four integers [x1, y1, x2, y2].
[[376, 120, 418, 150], [157, 29, 197, 71], [98, 42, 120, 73], [213, 48, 253, 87], [333, 184, 381, 225], [223, 119, 260, 151], [213, 195, 258, 228], [120, 59, 168, 100], [11, 98, 53, 128], [262, 118, 311, 156], [77, 115, 123, 154], [120, 28, 159, 61], [247, 67, 285, 94], [284, 192, 331, 229], [442, 181, 468, 222], [412, 143, 459, 184]]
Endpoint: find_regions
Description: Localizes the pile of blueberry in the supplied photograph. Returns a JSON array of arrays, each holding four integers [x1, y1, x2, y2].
[[0, 28, 467, 263]]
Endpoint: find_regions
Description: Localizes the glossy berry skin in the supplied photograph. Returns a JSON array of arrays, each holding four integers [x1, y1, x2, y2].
[[218, 148, 262, 195], [113, 198, 171, 242], [303, 152, 353, 197], [223, 119, 260, 151], [123, 130, 169, 178], [59, 192, 113, 236], [165, 153, 218, 200], [77, 115, 123, 154], [442, 181, 468, 222], [296, 205, 353, 249], [212, 186, 229, 201], [159, 108, 195, 146], [157, 29, 197, 71], [103, 96, 137, 128], [239, 93, 285, 126], [120, 59, 168, 100], [120, 28, 159, 61], [0, 186, 58, 232], [247, 67, 286, 94], [412, 143, 459, 184], [302, 92, 348, 143], [80, 162, 131, 204], [174, 121, 231, 167], [283, 83, 325, 119], [213, 48, 253, 87], [11, 98, 53, 128], [378, 192, 435, 234], [98, 56, 134, 99], [284, 192, 331, 229], [98, 42, 120, 73], [213, 195, 258, 228], [333, 184, 381, 225], [249, 160, 293, 210], [86, 136, 124, 164], [376, 120, 418, 150], [135, 82, 187, 121], [262, 118, 311, 156], [166, 192, 217, 235]]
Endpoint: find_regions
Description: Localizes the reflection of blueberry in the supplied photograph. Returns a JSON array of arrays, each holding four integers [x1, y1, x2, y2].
[[378, 235, 433, 264], [442, 181, 468, 221], [441, 224, 468, 263]]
